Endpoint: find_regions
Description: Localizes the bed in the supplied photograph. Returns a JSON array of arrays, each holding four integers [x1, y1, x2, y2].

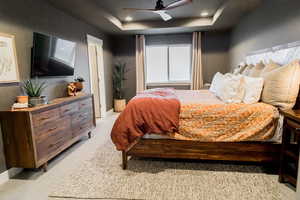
[[111, 41, 300, 169], [111, 89, 284, 169]]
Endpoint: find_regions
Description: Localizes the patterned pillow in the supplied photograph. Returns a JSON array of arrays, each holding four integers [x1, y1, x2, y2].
[[218, 74, 245, 103], [233, 63, 247, 75], [249, 62, 265, 77], [242, 64, 255, 76], [243, 76, 264, 104]]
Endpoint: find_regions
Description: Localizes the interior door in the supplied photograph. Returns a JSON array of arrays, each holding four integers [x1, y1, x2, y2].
[[88, 44, 101, 118], [95, 45, 106, 118]]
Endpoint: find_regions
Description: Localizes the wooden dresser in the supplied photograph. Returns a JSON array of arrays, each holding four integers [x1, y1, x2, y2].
[[0, 94, 95, 171]]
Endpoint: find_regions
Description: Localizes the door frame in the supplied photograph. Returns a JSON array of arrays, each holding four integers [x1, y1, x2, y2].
[[87, 34, 106, 118]]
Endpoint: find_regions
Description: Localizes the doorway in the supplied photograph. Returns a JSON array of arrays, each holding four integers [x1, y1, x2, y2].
[[87, 34, 106, 119]]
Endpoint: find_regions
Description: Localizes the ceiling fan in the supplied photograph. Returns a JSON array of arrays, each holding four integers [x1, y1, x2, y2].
[[124, 0, 192, 21]]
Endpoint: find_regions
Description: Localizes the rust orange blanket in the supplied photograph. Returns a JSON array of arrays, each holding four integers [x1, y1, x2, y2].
[[175, 103, 279, 142], [111, 89, 180, 151]]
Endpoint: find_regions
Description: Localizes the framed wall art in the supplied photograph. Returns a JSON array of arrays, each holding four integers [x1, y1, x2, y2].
[[0, 33, 20, 84]]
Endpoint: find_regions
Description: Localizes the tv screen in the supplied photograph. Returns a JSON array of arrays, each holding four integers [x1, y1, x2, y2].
[[31, 32, 76, 77]]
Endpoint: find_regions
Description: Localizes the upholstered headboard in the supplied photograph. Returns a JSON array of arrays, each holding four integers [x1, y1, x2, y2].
[[246, 41, 300, 65], [245, 41, 300, 109]]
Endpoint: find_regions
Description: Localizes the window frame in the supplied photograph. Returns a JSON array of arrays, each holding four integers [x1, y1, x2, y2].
[[145, 44, 192, 85]]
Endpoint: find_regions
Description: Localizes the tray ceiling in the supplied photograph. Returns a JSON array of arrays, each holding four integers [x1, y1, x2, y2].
[[96, 0, 225, 22], [46, 0, 261, 34]]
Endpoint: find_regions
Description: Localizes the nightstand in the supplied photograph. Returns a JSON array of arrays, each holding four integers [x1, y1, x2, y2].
[[279, 109, 300, 187]]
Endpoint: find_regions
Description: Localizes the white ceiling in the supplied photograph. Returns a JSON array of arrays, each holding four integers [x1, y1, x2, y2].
[[46, 0, 262, 34]]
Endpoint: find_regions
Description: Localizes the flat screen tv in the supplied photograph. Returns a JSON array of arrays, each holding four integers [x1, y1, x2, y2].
[[31, 32, 76, 77]]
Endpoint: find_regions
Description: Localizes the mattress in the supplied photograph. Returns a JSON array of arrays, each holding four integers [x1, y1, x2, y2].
[[143, 90, 282, 143]]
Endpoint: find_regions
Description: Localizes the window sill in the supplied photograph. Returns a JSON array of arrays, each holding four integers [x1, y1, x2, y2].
[[146, 82, 191, 87]]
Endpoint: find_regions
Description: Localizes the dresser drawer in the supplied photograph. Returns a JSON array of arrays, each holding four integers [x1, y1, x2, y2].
[[36, 129, 72, 161], [72, 110, 92, 126], [72, 120, 93, 138], [60, 102, 79, 116], [33, 117, 71, 142], [32, 108, 60, 128], [78, 98, 92, 110]]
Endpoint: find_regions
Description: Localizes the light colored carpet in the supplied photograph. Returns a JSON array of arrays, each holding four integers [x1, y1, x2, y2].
[[49, 140, 294, 200]]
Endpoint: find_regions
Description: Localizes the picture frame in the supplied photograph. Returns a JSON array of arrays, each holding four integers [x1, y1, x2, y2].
[[0, 33, 20, 84]]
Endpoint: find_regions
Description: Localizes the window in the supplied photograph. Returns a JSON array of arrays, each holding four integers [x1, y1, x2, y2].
[[146, 44, 191, 84]]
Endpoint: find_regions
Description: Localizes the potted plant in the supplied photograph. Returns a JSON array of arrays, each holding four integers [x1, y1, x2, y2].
[[74, 76, 85, 91], [22, 79, 47, 106], [113, 62, 128, 112]]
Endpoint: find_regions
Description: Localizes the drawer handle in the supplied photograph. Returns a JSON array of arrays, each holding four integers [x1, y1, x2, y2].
[[49, 140, 62, 148], [79, 115, 87, 119], [64, 109, 70, 112], [40, 117, 50, 121], [48, 127, 58, 132]]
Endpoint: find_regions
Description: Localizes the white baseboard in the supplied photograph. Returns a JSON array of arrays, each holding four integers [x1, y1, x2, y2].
[[0, 168, 23, 185], [106, 109, 114, 117]]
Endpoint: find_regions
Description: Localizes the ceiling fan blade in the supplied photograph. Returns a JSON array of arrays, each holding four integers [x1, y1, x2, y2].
[[123, 8, 156, 11], [164, 0, 192, 10], [154, 11, 172, 21]]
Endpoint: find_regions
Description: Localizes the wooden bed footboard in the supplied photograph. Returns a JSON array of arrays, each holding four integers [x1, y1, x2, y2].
[[122, 139, 281, 170]]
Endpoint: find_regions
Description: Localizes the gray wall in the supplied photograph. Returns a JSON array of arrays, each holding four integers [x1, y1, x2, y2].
[[202, 31, 231, 83], [0, 0, 114, 172], [230, 0, 300, 70], [112, 35, 136, 102]]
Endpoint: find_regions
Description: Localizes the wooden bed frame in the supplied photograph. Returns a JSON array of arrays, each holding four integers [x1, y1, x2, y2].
[[122, 139, 281, 169], [121, 86, 300, 169], [120, 42, 300, 170]]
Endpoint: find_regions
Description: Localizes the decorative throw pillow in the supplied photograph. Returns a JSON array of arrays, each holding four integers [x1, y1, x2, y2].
[[260, 60, 281, 76], [209, 72, 224, 94], [218, 74, 245, 103], [242, 64, 254, 76], [249, 62, 265, 77], [233, 67, 241, 75], [233, 63, 247, 75], [242, 76, 264, 104], [261, 60, 300, 109]]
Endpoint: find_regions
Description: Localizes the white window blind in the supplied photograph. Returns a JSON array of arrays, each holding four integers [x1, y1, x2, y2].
[[145, 46, 168, 83], [145, 44, 191, 84]]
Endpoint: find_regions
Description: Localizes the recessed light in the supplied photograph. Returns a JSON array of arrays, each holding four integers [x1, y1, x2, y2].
[[125, 16, 133, 22], [200, 12, 209, 17]]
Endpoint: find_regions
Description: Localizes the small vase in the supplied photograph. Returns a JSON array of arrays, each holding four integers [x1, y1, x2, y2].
[[17, 96, 29, 103], [114, 99, 126, 112]]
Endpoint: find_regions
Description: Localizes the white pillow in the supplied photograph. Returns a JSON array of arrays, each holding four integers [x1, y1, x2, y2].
[[209, 72, 224, 94], [243, 76, 264, 104], [218, 74, 245, 103]]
